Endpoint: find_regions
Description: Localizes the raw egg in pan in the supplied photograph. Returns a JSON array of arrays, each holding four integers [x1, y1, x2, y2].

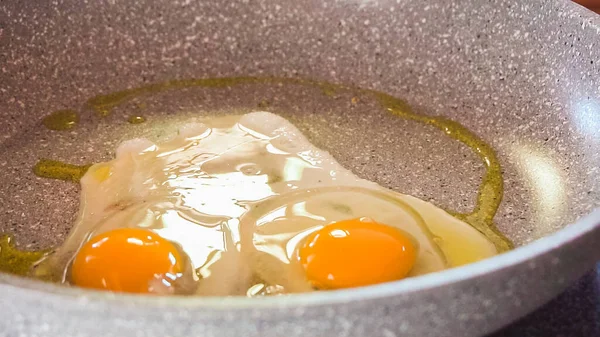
[[34, 112, 498, 295]]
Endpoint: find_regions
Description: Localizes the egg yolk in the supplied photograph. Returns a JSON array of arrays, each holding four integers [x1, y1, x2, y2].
[[298, 218, 417, 289], [71, 228, 183, 293]]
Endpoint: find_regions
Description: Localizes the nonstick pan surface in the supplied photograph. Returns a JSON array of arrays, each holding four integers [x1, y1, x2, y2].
[[0, 0, 599, 336]]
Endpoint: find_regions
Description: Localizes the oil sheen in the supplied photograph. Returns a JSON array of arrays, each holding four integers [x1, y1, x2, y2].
[[42, 110, 79, 131], [1, 77, 513, 285]]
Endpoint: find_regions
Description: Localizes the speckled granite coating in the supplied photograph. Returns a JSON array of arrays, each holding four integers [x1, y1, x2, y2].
[[0, 0, 599, 336]]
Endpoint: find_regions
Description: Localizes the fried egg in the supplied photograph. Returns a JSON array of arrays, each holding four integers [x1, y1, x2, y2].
[[35, 112, 497, 295]]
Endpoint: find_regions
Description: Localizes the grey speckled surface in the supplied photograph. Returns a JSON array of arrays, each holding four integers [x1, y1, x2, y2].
[[0, 0, 599, 336], [0, 0, 599, 250]]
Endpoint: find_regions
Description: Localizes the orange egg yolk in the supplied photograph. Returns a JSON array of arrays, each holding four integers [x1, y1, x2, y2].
[[298, 218, 417, 289], [71, 228, 183, 293]]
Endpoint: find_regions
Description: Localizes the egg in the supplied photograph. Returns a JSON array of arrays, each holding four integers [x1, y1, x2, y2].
[[298, 218, 417, 289], [71, 228, 184, 294], [35, 112, 498, 295]]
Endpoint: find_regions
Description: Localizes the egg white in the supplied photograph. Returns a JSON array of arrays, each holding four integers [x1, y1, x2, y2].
[[35, 112, 496, 295]]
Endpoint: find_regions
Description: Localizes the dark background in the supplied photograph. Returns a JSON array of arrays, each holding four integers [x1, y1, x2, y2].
[[573, 0, 600, 13], [491, 266, 600, 336]]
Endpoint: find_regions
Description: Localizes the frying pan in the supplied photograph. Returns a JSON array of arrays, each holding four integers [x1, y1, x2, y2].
[[0, 0, 599, 336]]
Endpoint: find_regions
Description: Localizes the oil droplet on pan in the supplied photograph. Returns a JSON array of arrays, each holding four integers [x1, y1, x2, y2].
[[42, 110, 79, 131], [0, 235, 48, 276], [33, 159, 91, 183], [127, 116, 146, 124]]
